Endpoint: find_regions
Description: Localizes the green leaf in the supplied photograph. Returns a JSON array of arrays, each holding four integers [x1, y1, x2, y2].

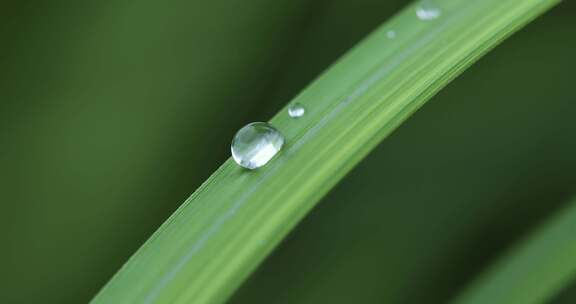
[[454, 198, 576, 304], [91, 0, 560, 303]]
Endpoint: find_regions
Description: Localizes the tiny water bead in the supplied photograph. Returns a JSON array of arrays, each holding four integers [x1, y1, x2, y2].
[[287, 103, 305, 118], [386, 30, 396, 39], [416, 2, 441, 20], [231, 122, 284, 170]]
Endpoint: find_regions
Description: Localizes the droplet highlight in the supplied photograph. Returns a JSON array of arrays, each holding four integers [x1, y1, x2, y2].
[[416, 2, 441, 20], [231, 122, 284, 170], [288, 103, 305, 118], [386, 30, 396, 39]]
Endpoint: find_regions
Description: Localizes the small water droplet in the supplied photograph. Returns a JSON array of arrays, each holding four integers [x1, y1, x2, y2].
[[416, 2, 441, 20], [386, 30, 396, 39], [231, 122, 284, 170], [288, 103, 305, 118]]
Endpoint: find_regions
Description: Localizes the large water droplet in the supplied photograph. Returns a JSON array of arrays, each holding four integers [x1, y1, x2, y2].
[[416, 2, 441, 20], [231, 122, 284, 169], [288, 103, 305, 118]]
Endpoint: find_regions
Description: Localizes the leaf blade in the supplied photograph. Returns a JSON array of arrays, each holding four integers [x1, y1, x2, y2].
[[91, 0, 560, 303], [454, 198, 576, 304]]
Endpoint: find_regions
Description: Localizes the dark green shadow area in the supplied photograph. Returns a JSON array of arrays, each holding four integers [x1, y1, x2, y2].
[[0, 0, 325, 302]]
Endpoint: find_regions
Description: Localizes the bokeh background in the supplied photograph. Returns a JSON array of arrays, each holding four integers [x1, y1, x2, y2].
[[1, 0, 575, 303]]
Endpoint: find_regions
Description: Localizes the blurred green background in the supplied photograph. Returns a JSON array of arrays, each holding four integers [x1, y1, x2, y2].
[[1, 0, 575, 303]]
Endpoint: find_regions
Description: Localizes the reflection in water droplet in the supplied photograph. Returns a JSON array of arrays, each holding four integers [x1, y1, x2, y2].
[[288, 103, 305, 118], [416, 2, 441, 20], [231, 122, 284, 169], [386, 30, 396, 39]]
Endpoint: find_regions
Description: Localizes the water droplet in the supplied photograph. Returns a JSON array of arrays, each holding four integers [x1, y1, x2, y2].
[[386, 30, 396, 39], [416, 2, 441, 20], [287, 103, 305, 118], [231, 122, 284, 170]]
